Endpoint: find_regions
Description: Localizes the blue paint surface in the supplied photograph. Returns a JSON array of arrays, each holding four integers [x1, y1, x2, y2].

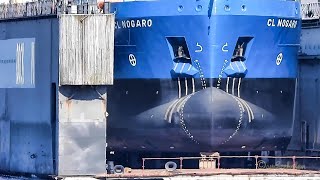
[[111, 0, 301, 79], [0, 19, 58, 175], [106, 0, 302, 157], [0, 0, 304, 174], [111, 0, 300, 18], [0, 38, 35, 88]]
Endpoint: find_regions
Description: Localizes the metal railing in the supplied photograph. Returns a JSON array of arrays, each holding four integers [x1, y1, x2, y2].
[[0, 1, 56, 19], [301, 3, 320, 20], [142, 155, 320, 170], [0, 0, 109, 20], [0, 1, 319, 21]]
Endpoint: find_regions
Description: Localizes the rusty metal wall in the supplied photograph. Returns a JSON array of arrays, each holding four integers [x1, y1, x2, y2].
[[58, 86, 107, 175], [59, 14, 114, 85]]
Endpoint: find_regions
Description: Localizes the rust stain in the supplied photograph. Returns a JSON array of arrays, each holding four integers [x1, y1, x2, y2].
[[102, 98, 106, 113], [101, 97, 107, 124], [66, 99, 72, 121]]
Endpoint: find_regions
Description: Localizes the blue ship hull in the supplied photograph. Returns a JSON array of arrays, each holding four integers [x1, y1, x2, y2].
[[107, 0, 301, 153], [108, 78, 295, 152]]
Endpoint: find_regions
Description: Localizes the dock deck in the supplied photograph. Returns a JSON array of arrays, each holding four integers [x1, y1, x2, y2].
[[96, 169, 320, 179]]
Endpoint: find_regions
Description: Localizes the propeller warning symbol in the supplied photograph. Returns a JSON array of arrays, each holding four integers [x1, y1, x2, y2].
[[129, 54, 136, 67], [276, 53, 283, 66]]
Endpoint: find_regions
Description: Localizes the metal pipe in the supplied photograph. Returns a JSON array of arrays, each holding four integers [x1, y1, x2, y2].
[[238, 77, 241, 97], [226, 77, 230, 93], [141, 155, 320, 170], [178, 77, 181, 98], [232, 78, 235, 95], [185, 78, 188, 96], [192, 78, 195, 93], [142, 158, 145, 170], [142, 155, 320, 160], [292, 156, 296, 169]]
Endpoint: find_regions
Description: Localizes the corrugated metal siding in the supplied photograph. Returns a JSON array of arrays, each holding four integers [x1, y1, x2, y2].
[[59, 14, 114, 85]]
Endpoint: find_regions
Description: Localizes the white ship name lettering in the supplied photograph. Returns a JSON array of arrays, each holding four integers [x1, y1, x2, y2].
[[267, 19, 297, 29], [115, 19, 153, 29]]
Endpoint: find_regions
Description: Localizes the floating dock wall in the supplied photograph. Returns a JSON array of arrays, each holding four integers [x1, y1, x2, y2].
[[0, 13, 114, 176], [293, 26, 320, 151], [0, 18, 59, 175], [57, 14, 114, 175], [58, 85, 108, 175], [298, 58, 320, 150]]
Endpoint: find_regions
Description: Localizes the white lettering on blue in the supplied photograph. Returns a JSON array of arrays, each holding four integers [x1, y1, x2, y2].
[[267, 18, 297, 29], [115, 19, 153, 29], [267, 19, 276, 27], [136, 20, 141, 27]]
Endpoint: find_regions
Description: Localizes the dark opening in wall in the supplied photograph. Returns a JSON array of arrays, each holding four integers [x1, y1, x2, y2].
[[231, 37, 254, 62], [166, 36, 192, 64], [51, 83, 57, 174]]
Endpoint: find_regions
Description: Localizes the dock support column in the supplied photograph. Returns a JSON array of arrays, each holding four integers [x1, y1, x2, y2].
[[57, 86, 107, 176], [57, 13, 114, 176]]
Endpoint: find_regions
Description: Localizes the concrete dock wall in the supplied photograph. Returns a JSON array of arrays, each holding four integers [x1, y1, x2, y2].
[[0, 14, 113, 176], [0, 18, 59, 175]]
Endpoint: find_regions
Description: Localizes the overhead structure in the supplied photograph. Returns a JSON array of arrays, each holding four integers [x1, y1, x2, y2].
[[300, 2, 320, 58]]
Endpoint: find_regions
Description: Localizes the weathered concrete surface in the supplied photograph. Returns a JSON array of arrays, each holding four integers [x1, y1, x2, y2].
[[59, 14, 114, 86], [9, 123, 53, 174], [58, 86, 107, 176], [0, 90, 10, 172]]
